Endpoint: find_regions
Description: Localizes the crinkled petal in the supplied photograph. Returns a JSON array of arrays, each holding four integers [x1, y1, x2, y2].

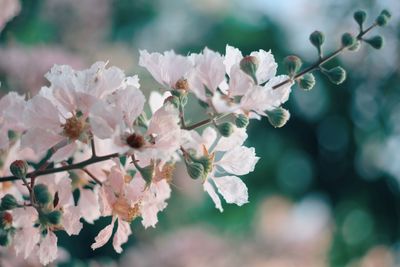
[[218, 146, 259, 175], [62, 206, 83, 236], [204, 179, 223, 212], [91, 217, 116, 250], [213, 175, 248, 206], [13, 226, 40, 259], [38, 231, 58, 266], [250, 49, 277, 84], [112, 218, 132, 253]]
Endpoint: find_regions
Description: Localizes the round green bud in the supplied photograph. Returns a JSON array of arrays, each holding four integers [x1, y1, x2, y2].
[[376, 14, 389, 27], [341, 33, 356, 47], [348, 40, 361, 51], [47, 210, 62, 225], [322, 66, 347, 85], [217, 122, 235, 137], [10, 160, 28, 178], [266, 107, 290, 128], [309, 31, 325, 48], [185, 162, 204, 180], [190, 155, 213, 176], [240, 56, 259, 84], [0, 230, 11, 247], [33, 184, 53, 205], [1, 194, 19, 210], [235, 114, 249, 128], [298, 73, 316, 91], [365, 36, 384, 50], [354, 10, 367, 27], [284, 55, 302, 77], [380, 9, 391, 19]]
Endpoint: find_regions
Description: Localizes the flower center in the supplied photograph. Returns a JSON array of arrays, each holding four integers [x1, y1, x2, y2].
[[126, 133, 145, 149], [63, 116, 85, 140], [175, 78, 189, 91], [112, 198, 140, 222]]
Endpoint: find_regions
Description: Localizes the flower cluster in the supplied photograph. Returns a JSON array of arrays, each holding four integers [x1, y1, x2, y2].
[[0, 8, 390, 263], [0, 45, 290, 264]]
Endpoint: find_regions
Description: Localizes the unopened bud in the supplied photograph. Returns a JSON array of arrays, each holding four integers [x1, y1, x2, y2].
[[47, 210, 62, 225], [341, 33, 356, 47], [0, 230, 11, 246], [322, 66, 347, 85], [284, 56, 302, 77], [217, 122, 234, 137], [309, 31, 325, 50], [376, 14, 389, 26], [33, 184, 53, 205], [380, 10, 391, 19], [266, 107, 290, 128], [354, 10, 367, 27], [235, 114, 249, 128], [10, 160, 28, 178], [0, 194, 19, 210], [185, 161, 204, 180], [298, 73, 316, 91], [240, 56, 259, 84], [365, 36, 384, 50]]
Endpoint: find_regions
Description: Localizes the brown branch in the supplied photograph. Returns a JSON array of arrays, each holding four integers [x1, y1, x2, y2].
[[0, 153, 119, 182]]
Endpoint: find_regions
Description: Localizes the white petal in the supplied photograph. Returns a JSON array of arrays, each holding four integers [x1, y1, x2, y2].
[[91, 217, 116, 250], [50, 142, 77, 162], [89, 100, 121, 139], [204, 179, 223, 212], [112, 218, 132, 253], [213, 176, 248, 206], [224, 45, 243, 75], [250, 49, 277, 84], [21, 128, 64, 154], [218, 146, 259, 175], [149, 91, 171, 114], [13, 226, 40, 259], [62, 206, 83, 236], [78, 188, 101, 223], [24, 95, 61, 129], [38, 231, 58, 266], [214, 128, 248, 152]]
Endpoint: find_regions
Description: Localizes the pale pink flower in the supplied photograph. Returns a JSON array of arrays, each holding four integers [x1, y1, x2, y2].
[[139, 50, 193, 89], [182, 127, 259, 212], [188, 48, 226, 101]]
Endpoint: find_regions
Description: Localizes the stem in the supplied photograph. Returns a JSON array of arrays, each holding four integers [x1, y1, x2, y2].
[[82, 168, 103, 185], [179, 104, 187, 128], [90, 138, 97, 157], [272, 23, 378, 90], [0, 153, 119, 182]]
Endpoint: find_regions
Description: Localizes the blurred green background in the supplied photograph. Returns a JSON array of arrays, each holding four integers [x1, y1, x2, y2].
[[0, 0, 399, 266]]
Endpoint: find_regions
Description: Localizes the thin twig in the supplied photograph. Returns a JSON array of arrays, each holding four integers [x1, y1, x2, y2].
[[0, 153, 119, 182], [82, 168, 103, 185]]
